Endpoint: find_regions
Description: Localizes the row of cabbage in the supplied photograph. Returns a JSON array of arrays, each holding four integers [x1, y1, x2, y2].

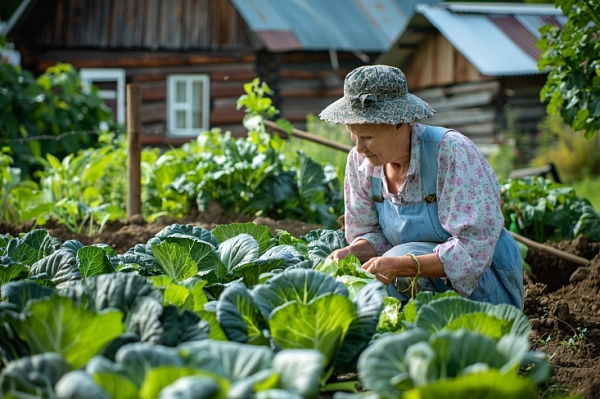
[[0, 222, 552, 398]]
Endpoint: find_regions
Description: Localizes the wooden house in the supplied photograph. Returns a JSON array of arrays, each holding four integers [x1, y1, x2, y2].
[[3, 0, 440, 146], [377, 2, 566, 154]]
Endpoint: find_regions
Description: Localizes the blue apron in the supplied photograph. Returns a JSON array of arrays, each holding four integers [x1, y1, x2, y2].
[[372, 125, 524, 309]]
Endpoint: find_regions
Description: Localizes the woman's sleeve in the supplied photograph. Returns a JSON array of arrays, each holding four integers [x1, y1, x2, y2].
[[434, 131, 504, 296], [344, 148, 392, 255]]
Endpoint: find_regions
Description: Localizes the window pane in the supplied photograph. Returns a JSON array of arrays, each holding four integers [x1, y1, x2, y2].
[[176, 81, 186, 102], [175, 110, 187, 128]]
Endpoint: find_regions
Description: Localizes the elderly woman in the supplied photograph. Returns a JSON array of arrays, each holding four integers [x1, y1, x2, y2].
[[320, 65, 524, 309]]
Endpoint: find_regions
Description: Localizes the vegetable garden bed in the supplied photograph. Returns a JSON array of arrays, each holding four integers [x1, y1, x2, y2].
[[1, 202, 599, 398]]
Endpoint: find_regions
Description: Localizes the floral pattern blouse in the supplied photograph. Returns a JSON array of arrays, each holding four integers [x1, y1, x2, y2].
[[343, 123, 504, 296]]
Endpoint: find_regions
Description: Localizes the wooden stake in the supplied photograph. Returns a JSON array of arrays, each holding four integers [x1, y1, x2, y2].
[[126, 84, 141, 218]]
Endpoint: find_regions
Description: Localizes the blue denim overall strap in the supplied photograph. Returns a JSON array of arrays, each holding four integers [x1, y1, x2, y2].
[[371, 125, 524, 309], [371, 125, 450, 245]]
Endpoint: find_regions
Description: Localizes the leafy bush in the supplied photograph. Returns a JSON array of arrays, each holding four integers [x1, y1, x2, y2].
[[531, 115, 600, 182], [500, 176, 600, 242], [0, 62, 117, 178]]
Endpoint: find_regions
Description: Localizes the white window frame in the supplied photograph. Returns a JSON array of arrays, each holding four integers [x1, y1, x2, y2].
[[79, 68, 126, 124], [167, 74, 210, 137]]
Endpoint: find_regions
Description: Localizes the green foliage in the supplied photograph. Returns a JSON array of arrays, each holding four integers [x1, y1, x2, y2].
[[570, 176, 600, 210], [531, 115, 600, 181], [500, 176, 597, 242], [0, 62, 117, 178], [538, 0, 600, 138], [0, 224, 553, 398], [280, 114, 354, 183]]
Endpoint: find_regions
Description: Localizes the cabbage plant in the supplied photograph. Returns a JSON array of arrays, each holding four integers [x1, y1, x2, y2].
[[215, 268, 386, 376]]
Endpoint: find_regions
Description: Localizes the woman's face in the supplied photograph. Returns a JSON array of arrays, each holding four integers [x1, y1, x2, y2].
[[347, 123, 408, 166]]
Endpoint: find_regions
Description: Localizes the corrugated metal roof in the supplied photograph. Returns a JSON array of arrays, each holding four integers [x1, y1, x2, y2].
[[417, 3, 566, 76], [230, 0, 441, 53], [379, 2, 566, 76]]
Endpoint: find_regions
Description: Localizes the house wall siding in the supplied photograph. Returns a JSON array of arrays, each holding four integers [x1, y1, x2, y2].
[[34, 0, 251, 51], [402, 33, 545, 152]]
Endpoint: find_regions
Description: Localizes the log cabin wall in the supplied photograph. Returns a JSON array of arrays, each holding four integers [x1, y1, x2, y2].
[[401, 33, 546, 154], [10, 0, 260, 144]]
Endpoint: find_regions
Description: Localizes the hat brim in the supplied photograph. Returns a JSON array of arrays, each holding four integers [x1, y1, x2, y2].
[[319, 93, 435, 125]]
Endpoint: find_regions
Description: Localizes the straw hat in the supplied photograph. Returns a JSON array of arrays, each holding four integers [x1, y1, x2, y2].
[[319, 65, 435, 125]]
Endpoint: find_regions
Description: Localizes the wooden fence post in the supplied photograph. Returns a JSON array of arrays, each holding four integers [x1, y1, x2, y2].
[[126, 84, 141, 218]]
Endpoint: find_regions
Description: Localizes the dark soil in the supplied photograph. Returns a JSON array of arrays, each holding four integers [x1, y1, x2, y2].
[[2, 202, 599, 398]]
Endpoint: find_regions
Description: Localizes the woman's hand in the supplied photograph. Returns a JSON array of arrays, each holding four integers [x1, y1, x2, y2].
[[362, 256, 399, 284], [329, 247, 352, 261]]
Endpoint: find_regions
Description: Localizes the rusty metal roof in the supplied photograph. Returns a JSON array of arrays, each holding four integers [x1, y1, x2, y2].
[[230, 0, 441, 53], [378, 2, 567, 76]]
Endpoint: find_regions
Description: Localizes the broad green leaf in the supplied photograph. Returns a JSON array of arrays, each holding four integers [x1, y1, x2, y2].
[[217, 282, 270, 345], [179, 339, 272, 383], [228, 258, 284, 288], [0, 262, 28, 284], [444, 313, 511, 340], [272, 349, 325, 398], [334, 282, 386, 372], [151, 241, 199, 281], [77, 245, 114, 278], [213, 223, 274, 255], [69, 273, 163, 315], [403, 370, 537, 399], [7, 229, 59, 265], [139, 366, 211, 399], [218, 234, 260, 272], [157, 305, 209, 347], [430, 330, 505, 379], [357, 328, 431, 395], [29, 249, 78, 285], [252, 268, 348, 319], [14, 295, 124, 369], [163, 283, 192, 309], [269, 293, 356, 364], [296, 152, 326, 204], [55, 370, 114, 399], [156, 375, 222, 399], [114, 342, 183, 387], [414, 296, 531, 337], [0, 353, 71, 398], [162, 233, 219, 263], [0, 280, 55, 311]]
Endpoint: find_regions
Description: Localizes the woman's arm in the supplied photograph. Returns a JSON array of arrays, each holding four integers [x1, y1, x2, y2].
[[330, 239, 378, 263], [361, 253, 446, 284]]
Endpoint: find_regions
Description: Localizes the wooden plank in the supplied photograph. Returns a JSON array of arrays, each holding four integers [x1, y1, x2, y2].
[[426, 109, 496, 126], [110, 0, 122, 46], [421, 91, 495, 111], [209, 104, 245, 125], [143, 0, 158, 47], [197, 0, 210, 47], [210, 84, 245, 99], [140, 81, 166, 102], [95, 0, 110, 47], [133, 0, 144, 46], [436, 80, 500, 96], [455, 121, 497, 137], [159, 0, 169, 48], [434, 35, 454, 86], [279, 87, 344, 98], [140, 102, 166, 124]]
